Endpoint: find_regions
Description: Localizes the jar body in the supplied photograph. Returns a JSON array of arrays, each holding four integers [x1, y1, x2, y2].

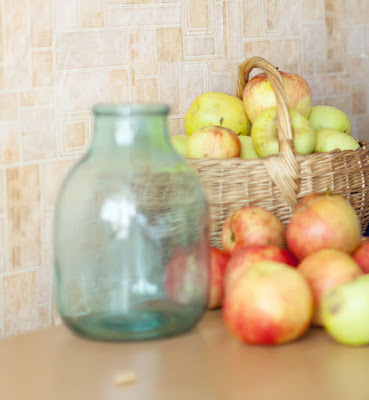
[[54, 105, 210, 341]]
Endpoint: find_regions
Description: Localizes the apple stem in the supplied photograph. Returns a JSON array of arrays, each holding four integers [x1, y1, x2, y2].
[[219, 117, 224, 127]]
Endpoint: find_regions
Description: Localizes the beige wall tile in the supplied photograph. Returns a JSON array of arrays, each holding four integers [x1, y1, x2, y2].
[[4, 0, 31, 89], [106, 0, 151, 4], [188, 0, 209, 29], [350, 55, 369, 82], [316, 60, 345, 74], [0, 93, 17, 121], [324, 96, 352, 116], [109, 69, 129, 103], [352, 84, 367, 115], [244, 41, 271, 61], [0, 170, 4, 214], [80, 0, 104, 28], [184, 37, 215, 58], [302, 0, 324, 21], [346, 26, 367, 54], [345, 0, 369, 24], [263, 0, 281, 33], [356, 115, 369, 141], [42, 214, 53, 248], [30, 0, 52, 47], [181, 62, 208, 113], [55, 70, 108, 113], [21, 108, 57, 161], [60, 114, 91, 155], [159, 62, 180, 114], [215, 19, 225, 56], [54, 0, 79, 29], [0, 66, 5, 90], [3, 271, 37, 335], [51, 285, 62, 326], [227, 1, 243, 60], [130, 30, 158, 76], [0, 123, 20, 165], [32, 51, 54, 87], [7, 165, 41, 271], [36, 267, 50, 305], [42, 159, 76, 213], [0, 8, 3, 62], [43, 247, 53, 266], [157, 28, 183, 62], [271, 39, 300, 68], [302, 23, 326, 63], [243, 2, 260, 38], [0, 218, 5, 274], [283, 0, 300, 36], [134, 78, 158, 103], [20, 89, 54, 107], [210, 73, 230, 94], [55, 31, 128, 70], [168, 117, 185, 136], [325, 0, 345, 60], [105, 6, 181, 27]]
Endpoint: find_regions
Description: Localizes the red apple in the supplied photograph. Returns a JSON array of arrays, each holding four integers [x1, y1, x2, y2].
[[352, 237, 369, 273], [207, 247, 231, 309], [243, 71, 312, 123], [221, 206, 285, 253], [225, 245, 298, 292], [164, 245, 210, 305], [223, 260, 313, 345], [186, 125, 241, 159], [286, 193, 361, 260], [297, 248, 363, 326]]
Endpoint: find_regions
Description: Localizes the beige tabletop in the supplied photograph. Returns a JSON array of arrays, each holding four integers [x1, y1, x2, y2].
[[1, 310, 369, 400]]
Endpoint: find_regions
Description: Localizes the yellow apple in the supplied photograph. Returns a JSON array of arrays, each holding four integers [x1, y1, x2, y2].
[[314, 129, 360, 153], [239, 135, 259, 160], [186, 125, 241, 159], [251, 107, 315, 158], [170, 135, 188, 157], [185, 92, 251, 136], [243, 71, 312, 123], [309, 105, 351, 135]]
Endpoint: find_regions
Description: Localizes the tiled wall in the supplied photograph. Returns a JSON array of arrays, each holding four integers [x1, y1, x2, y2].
[[0, 0, 368, 337]]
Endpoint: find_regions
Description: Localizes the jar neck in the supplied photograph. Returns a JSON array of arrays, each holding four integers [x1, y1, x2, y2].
[[90, 104, 172, 154]]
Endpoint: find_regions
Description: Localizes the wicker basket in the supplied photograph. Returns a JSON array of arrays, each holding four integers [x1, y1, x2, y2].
[[187, 56, 369, 248]]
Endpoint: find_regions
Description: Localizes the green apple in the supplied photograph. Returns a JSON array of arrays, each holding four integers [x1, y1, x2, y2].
[[314, 129, 360, 153], [170, 135, 188, 157], [186, 125, 241, 159], [309, 105, 351, 135], [185, 92, 251, 136], [251, 107, 315, 158], [321, 274, 369, 346], [239, 135, 259, 160]]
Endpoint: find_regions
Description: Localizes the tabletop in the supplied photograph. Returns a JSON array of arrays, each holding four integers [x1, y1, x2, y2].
[[1, 310, 369, 400]]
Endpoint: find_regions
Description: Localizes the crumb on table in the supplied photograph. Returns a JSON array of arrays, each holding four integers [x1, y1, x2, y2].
[[114, 371, 137, 387]]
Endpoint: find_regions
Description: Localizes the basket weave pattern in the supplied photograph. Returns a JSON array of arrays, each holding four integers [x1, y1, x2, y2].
[[187, 57, 369, 248]]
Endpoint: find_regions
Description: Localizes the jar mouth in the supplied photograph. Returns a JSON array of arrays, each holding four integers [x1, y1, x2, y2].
[[93, 103, 170, 116]]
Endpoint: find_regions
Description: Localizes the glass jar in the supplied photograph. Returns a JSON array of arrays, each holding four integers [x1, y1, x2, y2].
[[53, 104, 210, 341]]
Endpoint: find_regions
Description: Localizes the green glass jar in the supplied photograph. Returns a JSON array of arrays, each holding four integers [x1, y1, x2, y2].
[[54, 104, 210, 341]]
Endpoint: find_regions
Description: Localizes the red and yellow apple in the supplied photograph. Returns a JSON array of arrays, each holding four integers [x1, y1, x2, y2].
[[221, 206, 285, 253], [186, 125, 241, 159], [243, 71, 312, 123], [164, 245, 210, 305], [225, 245, 298, 292], [286, 193, 361, 260], [297, 249, 363, 326], [223, 260, 313, 345], [207, 247, 231, 309], [352, 237, 369, 273]]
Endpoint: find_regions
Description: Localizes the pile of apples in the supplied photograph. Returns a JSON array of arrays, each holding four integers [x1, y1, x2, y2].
[[171, 69, 360, 159], [165, 192, 369, 347]]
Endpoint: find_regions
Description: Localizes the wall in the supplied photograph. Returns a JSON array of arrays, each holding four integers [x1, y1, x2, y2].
[[0, 0, 368, 337]]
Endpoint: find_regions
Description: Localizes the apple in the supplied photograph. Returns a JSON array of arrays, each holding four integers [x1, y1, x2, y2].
[[164, 245, 210, 305], [223, 260, 313, 345], [239, 135, 259, 160], [207, 247, 231, 309], [185, 92, 251, 136], [225, 245, 299, 292], [251, 107, 315, 158], [352, 237, 369, 273], [286, 192, 361, 260], [308, 105, 351, 135], [221, 206, 286, 253], [314, 129, 360, 153], [170, 135, 188, 157], [297, 249, 363, 326], [321, 274, 369, 346], [186, 125, 241, 159], [243, 71, 312, 124]]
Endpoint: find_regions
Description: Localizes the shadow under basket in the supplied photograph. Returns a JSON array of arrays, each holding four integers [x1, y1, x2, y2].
[[187, 57, 369, 248]]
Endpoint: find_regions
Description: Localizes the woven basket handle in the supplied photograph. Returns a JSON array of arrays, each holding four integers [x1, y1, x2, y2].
[[237, 56, 300, 210]]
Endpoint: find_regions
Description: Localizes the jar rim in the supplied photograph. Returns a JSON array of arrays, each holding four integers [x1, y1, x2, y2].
[[93, 103, 170, 116]]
